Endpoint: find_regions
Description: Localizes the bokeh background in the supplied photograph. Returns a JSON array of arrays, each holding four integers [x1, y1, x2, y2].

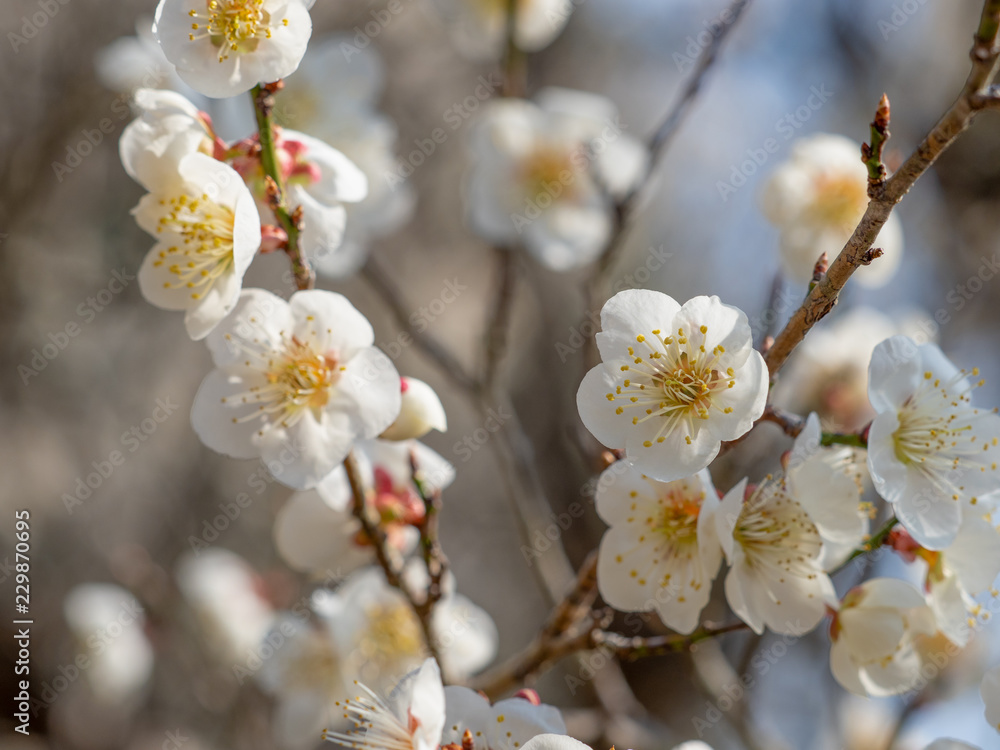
[[2, 0, 1000, 748]]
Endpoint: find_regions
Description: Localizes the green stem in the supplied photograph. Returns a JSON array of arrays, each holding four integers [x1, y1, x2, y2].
[[843, 515, 898, 565], [249, 84, 313, 291], [821, 432, 868, 448]]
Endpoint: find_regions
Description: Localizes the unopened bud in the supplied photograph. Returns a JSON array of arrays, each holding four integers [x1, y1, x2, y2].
[[381, 377, 448, 441]]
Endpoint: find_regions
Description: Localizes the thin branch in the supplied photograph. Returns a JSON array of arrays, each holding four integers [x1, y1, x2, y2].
[[842, 515, 898, 566], [483, 247, 518, 389], [343, 451, 445, 670], [360, 257, 480, 393], [593, 0, 755, 282], [250, 83, 313, 291], [410, 449, 449, 608], [764, 2, 1000, 381], [861, 93, 891, 191]]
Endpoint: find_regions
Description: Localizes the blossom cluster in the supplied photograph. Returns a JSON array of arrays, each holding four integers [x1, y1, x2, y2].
[[88, 0, 1000, 746]]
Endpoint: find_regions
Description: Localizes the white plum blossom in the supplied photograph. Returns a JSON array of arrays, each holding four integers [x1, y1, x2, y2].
[[175, 548, 275, 661], [867, 336, 1000, 549], [440, 686, 567, 750], [325, 658, 445, 750], [275, 439, 455, 575], [982, 664, 1000, 734], [760, 133, 904, 287], [96, 17, 182, 95], [468, 88, 647, 270], [595, 464, 723, 634], [577, 290, 768, 481], [191, 289, 401, 490], [785, 413, 867, 570], [276, 36, 416, 277], [430, 0, 573, 59], [256, 614, 349, 749], [153, 0, 314, 98], [381, 377, 448, 442], [130, 151, 261, 340], [828, 577, 937, 696], [315, 565, 497, 692], [63, 584, 154, 704], [717, 476, 836, 635]]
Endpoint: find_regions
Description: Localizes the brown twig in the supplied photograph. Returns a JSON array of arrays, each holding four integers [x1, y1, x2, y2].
[[409, 449, 449, 608], [483, 247, 518, 389], [593, 0, 755, 283], [763, 2, 1000, 381], [343, 451, 445, 669]]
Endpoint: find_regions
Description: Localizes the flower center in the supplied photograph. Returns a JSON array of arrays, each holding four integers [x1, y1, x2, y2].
[[733, 479, 822, 573], [188, 0, 287, 62], [325, 681, 416, 750], [654, 488, 702, 546], [286, 634, 342, 692], [892, 368, 997, 500], [222, 335, 343, 430], [807, 172, 868, 230], [518, 146, 579, 203], [152, 192, 236, 300], [606, 325, 736, 447], [357, 602, 425, 664]]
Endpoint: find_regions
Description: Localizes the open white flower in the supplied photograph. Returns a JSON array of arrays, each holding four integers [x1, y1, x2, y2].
[[577, 290, 768, 481], [381, 377, 448, 442], [153, 0, 314, 98], [191, 288, 401, 489], [275, 439, 454, 575], [275, 36, 415, 278], [468, 88, 647, 270], [315, 565, 497, 692], [257, 614, 349, 749], [785, 413, 867, 570], [717, 477, 836, 635], [429, 0, 573, 59], [63, 584, 154, 704], [982, 664, 1000, 734], [829, 577, 937, 697], [595, 464, 722, 634], [760, 133, 903, 287], [132, 152, 261, 340], [325, 658, 445, 750], [867, 336, 1000, 549], [441, 686, 566, 750]]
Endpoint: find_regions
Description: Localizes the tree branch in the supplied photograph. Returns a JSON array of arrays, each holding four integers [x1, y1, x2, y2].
[[763, 2, 1000, 380]]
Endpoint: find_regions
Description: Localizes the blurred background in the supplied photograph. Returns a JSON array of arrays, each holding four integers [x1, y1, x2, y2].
[[3, 0, 1000, 748]]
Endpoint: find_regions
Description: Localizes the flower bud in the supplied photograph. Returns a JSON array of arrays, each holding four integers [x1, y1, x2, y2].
[[380, 377, 448, 441]]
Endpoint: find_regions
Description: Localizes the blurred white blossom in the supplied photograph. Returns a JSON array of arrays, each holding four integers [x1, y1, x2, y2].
[[760, 133, 904, 287], [430, 0, 573, 59], [467, 88, 646, 270]]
